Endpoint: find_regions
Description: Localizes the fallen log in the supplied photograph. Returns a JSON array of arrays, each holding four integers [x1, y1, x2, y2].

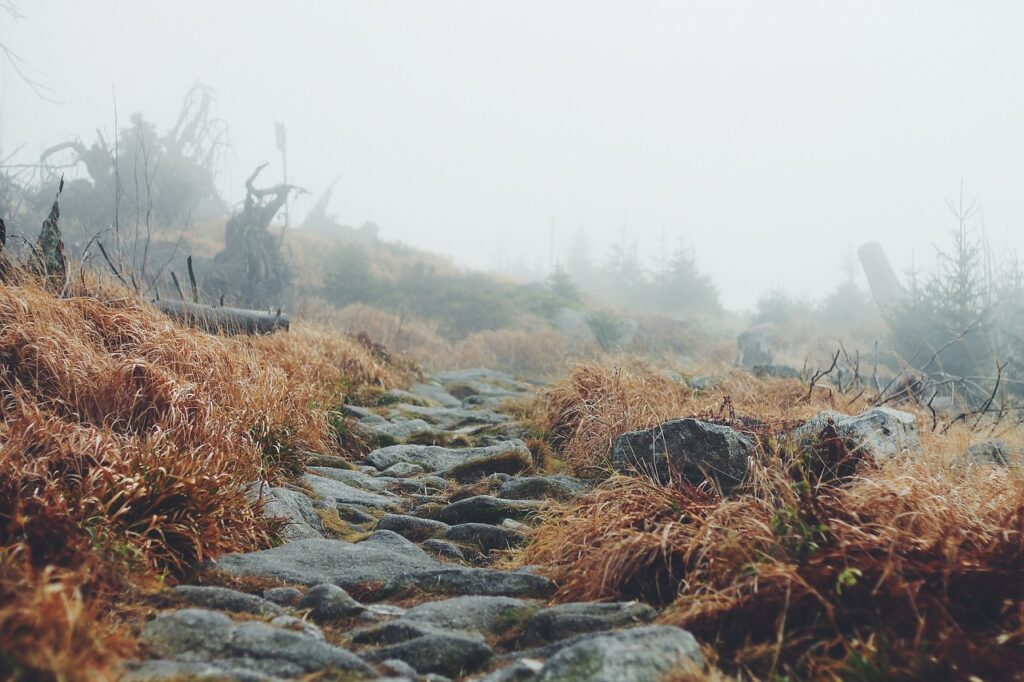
[[152, 299, 289, 335]]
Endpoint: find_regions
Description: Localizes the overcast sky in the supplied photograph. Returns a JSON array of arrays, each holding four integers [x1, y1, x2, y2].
[[3, 1, 1023, 309]]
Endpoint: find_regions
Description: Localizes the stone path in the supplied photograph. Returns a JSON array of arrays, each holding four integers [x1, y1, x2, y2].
[[122, 369, 704, 682]]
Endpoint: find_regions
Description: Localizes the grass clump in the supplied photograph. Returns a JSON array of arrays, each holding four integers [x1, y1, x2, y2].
[[0, 277, 408, 679]]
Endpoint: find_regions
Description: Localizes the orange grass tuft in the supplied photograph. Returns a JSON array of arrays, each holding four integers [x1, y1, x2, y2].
[[0, 278, 409, 679]]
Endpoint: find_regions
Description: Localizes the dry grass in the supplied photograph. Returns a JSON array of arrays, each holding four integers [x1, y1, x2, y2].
[[524, 360, 1024, 679], [539, 359, 858, 475], [453, 328, 568, 378], [0, 276, 409, 680]]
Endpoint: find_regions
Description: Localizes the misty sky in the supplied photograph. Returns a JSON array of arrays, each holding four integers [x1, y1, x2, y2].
[[3, 1, 1023, 310]]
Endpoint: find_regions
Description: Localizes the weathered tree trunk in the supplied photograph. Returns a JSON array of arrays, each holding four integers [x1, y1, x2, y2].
[[152, 299, 289, 335], [858, 242, 906, 312]]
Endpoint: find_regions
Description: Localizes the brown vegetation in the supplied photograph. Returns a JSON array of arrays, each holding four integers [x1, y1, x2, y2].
[[524, 361, 1024, 679], [0, 276, 407, 680]]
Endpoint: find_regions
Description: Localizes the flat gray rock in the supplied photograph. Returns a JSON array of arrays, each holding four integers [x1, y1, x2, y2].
[[498, 476, 590, 502], [534, 625, 703, 682], [121, 660, 275, 682], [410, 382, 463, 408], [520, 602, 657, 646], [211, 535, 440, 590], [350, 619, 482, 646], [170, 586, 284, 617], [366, 441, 529, 474], [961, 438, 1023, 466], [402, 596, 536, 636], [306, 466, 390, 491], [140, 608, 373, 678], [300, 473, 403, 510], [437, 496, 543, 526], [363, 632, 493, 677], [375, 461, 428, 478], [390, 404, 510, 430], [612, 418, 753, 493], [376, 514, 451, 542], [379, 568, 555, 599], [364, 418, 437, 441]]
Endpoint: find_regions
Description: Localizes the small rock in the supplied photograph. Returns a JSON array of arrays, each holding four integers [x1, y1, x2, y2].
[[612, 418, 753, 493], [335, 503, 377, 524], [262, 586, 303, 607], [350, 620, 475, 646], [379, 657, 421, 679], [363, 633, 493, 677], [410, 382, 464, 408], [437, 496, 543, 526], [445, 523, 525, 553], [297, 583, 365, 621], [253, 485, 323, 541], [478, 659, 545, 682], [376, 461, 428, 478], [301, 473, 403, 510], [170, 586, 283, 616], [422, 539, 467, 562], [268, 615, 324, 640], [385, 476, 449, 495], [376, 514, 451, 542], [534, 625, 703, 682], [307, 466, 390, 491]]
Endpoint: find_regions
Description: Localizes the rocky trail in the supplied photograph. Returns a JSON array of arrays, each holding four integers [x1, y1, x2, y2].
[[123, 369, 703, 682]]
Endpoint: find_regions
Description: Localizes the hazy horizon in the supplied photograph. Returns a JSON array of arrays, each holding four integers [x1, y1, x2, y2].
[[4, 1, 1023, 310]]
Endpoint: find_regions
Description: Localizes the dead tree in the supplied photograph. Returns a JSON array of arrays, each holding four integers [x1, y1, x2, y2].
[[204, 163, 301, 308]]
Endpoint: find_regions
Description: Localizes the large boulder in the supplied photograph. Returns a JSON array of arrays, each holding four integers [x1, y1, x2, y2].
[[793, 407, 920, 463], [534, 625, 703, 682], [612, 419, 753, 493], [737, 327, 773, 368]]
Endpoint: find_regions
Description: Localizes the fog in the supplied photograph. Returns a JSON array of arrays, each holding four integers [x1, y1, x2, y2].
[[3, 1, 1023, 309]]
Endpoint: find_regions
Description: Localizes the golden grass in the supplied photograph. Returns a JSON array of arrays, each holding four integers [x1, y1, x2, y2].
[[539, 359, 861, 474], [0, 276, 409, 680], [524, 360, 1024, 679]]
